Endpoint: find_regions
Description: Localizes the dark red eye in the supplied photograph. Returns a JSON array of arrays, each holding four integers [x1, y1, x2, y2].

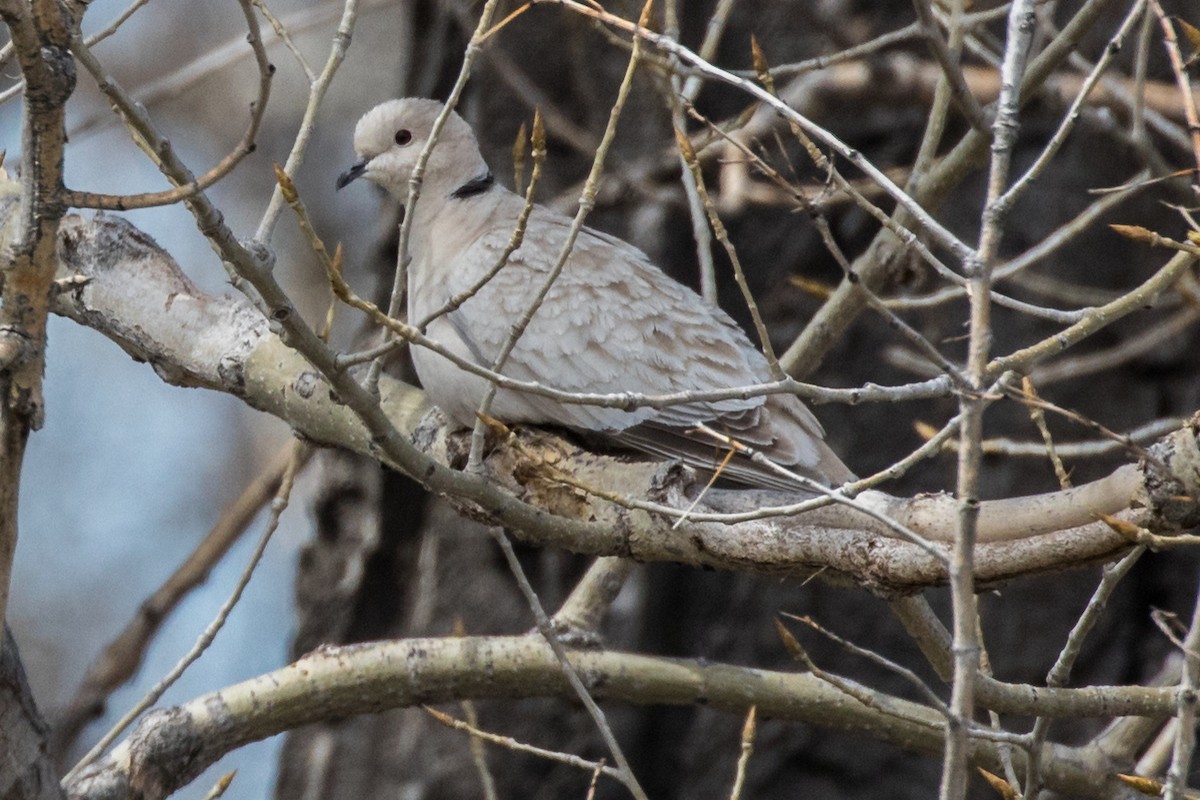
[[394, 129, 412, 146]]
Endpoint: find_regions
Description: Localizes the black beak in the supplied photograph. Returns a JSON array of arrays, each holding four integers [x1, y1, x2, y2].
[[336, 158, 368, 190]]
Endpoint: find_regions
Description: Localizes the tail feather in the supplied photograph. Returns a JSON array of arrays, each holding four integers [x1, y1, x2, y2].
[[612, 422, 854, 493]]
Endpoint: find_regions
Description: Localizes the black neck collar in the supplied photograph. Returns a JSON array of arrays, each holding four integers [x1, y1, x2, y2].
[[450, 171, 495, 199]]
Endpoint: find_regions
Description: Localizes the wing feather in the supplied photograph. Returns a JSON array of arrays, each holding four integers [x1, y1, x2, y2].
[[411, 196, 853, 486]]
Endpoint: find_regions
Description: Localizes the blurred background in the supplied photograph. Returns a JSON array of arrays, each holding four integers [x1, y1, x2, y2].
[[6, 0, 1200, 797]]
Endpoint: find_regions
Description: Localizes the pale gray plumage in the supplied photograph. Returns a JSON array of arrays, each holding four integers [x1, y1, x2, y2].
[[339, 98, 854, 489]]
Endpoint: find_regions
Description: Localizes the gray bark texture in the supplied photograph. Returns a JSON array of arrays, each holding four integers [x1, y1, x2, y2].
[[0, 630, 62, 800]]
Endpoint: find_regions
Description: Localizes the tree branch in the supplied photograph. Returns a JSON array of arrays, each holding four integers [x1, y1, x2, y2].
[[0, 629, 63, 800], [0, 0, 75, 628], [64, 634, 1172, 800], [41, 211, 1198, 593]]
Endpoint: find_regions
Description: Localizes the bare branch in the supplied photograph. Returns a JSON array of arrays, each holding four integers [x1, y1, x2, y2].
[[0, 0, 76, 628], [63, 634, 1181, 800], [64, 0, 272, 212], [42, 211, 1191, 592]]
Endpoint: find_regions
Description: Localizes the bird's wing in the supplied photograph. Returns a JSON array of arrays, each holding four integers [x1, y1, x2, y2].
[[441, 206, 773, 430], [431, 202, 851, 487]]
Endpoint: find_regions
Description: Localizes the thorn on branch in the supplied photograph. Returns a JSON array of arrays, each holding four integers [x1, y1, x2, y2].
[[978, 768, 1020, 800], [1116, 772, 1167, 797], [512, 120, 528, 193], [773, 617, 812, 668], [750, 35, 774, 93], [272, 163, 298, 204], [202, 770, 236, 800]]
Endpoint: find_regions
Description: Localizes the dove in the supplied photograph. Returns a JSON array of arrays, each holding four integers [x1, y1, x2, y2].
[[337, 98, 854, 490]]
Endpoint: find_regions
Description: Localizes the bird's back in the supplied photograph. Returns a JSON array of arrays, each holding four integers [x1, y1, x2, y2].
[[410, 191, 854, 489]]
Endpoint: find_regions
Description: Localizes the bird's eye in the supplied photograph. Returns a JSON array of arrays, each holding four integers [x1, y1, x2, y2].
[[394, 129, 413, 146]]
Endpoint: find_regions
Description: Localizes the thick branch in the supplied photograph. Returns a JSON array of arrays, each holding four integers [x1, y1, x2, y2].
[[0, 0, 75, 627], [0, 629, 63, 800], [65, 635, 1160, 800], [46, 212, 1195, 591]]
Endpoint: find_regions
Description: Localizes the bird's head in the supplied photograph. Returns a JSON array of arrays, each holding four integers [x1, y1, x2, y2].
[[336, 98, 490, 201]]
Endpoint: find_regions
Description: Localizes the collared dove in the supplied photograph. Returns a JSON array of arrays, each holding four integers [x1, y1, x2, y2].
[[338, 98, 854, 490]]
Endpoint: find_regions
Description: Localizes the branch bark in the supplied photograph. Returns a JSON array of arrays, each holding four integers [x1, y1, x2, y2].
[[63, 634, 1168, 800], [0, 629, 63, 800], [0, 0, 75, 628], [43, 210, 1198, 593]]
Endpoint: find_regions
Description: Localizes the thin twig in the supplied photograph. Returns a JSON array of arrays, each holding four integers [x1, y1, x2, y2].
[[423, 706, 624, 781], [464, 0, 652, 471], [1022, 546, 1147, 797], [416, 110, 547, 331], [999, 0, 1149, 209], [369, 0, 503, 394], [680, 0, 736, 102], [458, 698, 499, 800], [250, 0, 315, 81], [1130, 2, 1155, 146], [254, 0, 360, 242], [990, 251, 1198, 382], [673, 127, 783, 377], [1149, 1, 1200, 181], [489, 528, 649, 800], [1005, 384, 1162, 469], [890, 173, 1153, 311], [84, 0, 152, 48], [748, 6, 1012, 78], [942, 3, 1038, 797], [781, 613, 951, 714], [1163, 572, 1200, 800], [969, 417, 1185, 458], [663, 0, 716, 302], [1032, 304, 1200, 386], [64, 0, 273, 211], [1020, 376, 1071, 488], [728, 706, 756, 800], [69, 1, 275, 302], [774, 617, 1028, 747], [911, 0, 988, 132]]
